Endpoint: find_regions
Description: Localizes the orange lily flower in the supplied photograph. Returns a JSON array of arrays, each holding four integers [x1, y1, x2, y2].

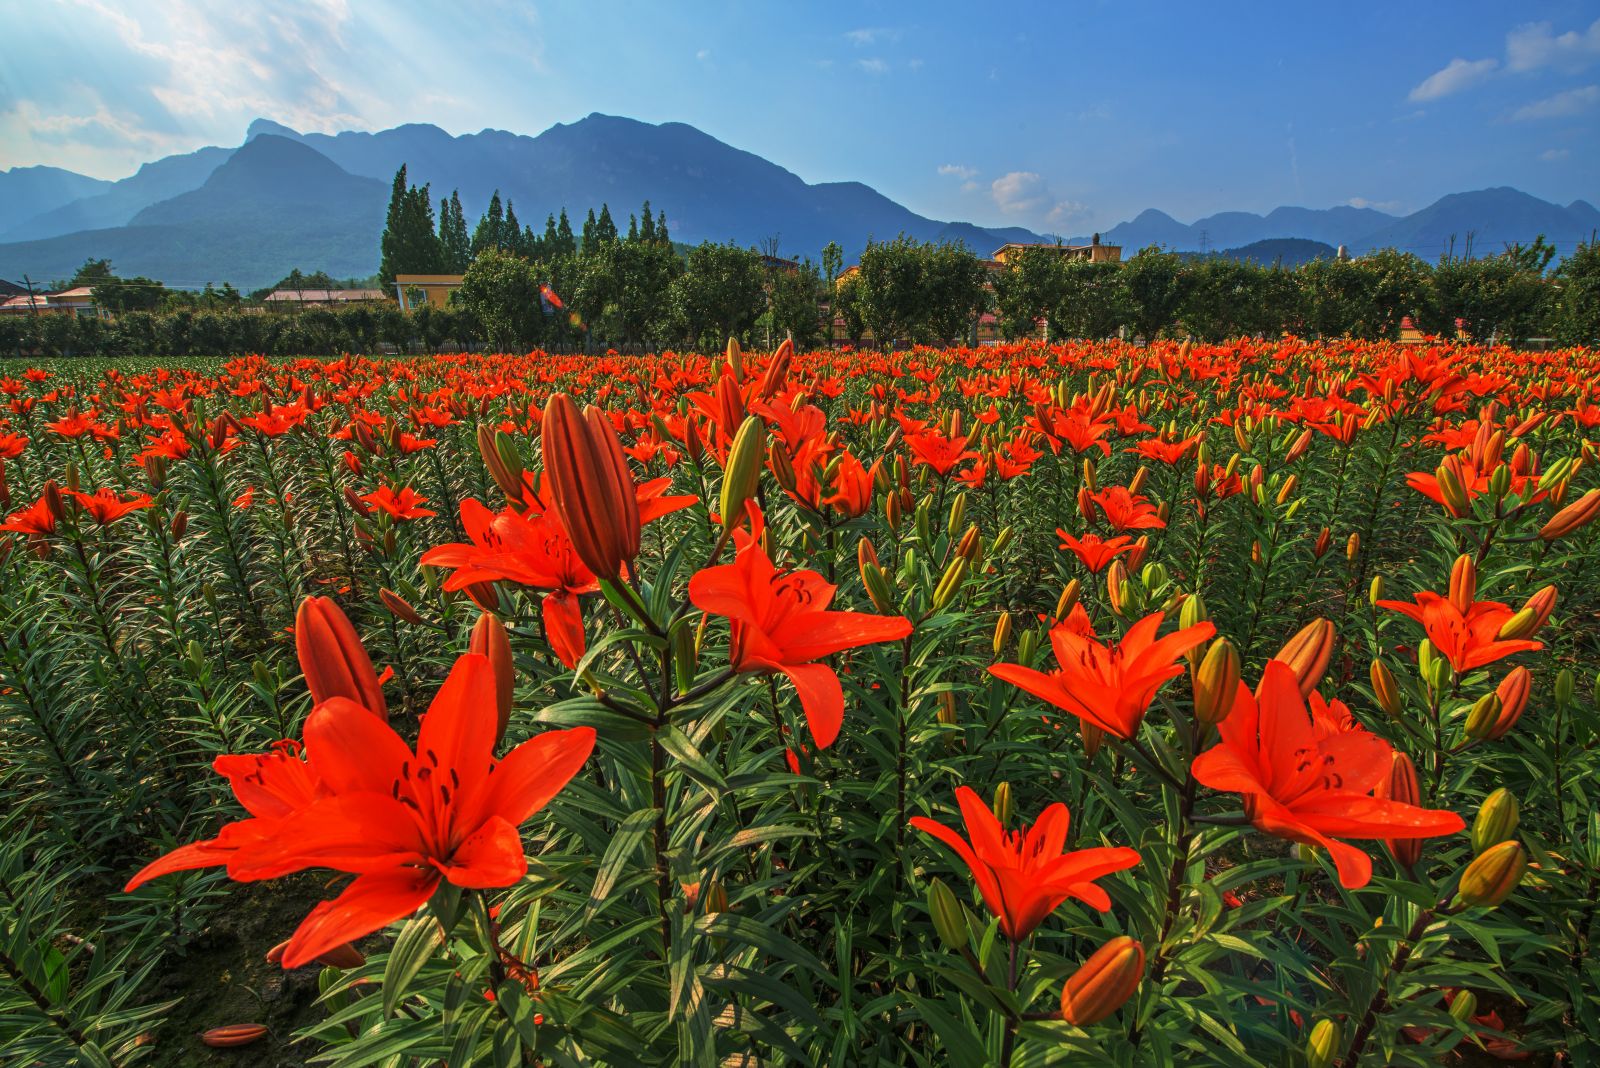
[[990, 611, 1214, 739], [909, 786, 1140, 943], [1376, 591, 1542, 673], [1192, 661, 1464, 888], [689, 537, 911, 748]]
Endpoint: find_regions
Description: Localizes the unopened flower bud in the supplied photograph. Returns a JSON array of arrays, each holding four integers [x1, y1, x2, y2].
[[927, 878, 969, 950], [1557, 667, 1575, 708], [1458, 840, 1527, 908], [380, 587, 423, 625], [469, 613, 515, 746], [1540, 488, 1600, 541], [1448, 554, 1476, 615], [1054, 580, 1081, 623], [720, 415, 766, 529], [1464, 692, 1503, 741], [1193, 639, 1240, 728], [1371, 659, 1402, 717], [1448, 990, 1478, 1025], [1059, 936, 1145, 1027], [1471, 788, 1519, 855], [541, 393, 641, 580], [991, 782, 1012, 827], [992, 612, 1013, 659], [1305, 1019, 1340, 1068], [1377, 752, 1423, 869], [1273, 618, 1334, 699], [295, 596, 387, 719]]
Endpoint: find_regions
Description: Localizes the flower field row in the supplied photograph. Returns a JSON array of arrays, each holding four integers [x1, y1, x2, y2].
[[1, 337, 1598, 1066]]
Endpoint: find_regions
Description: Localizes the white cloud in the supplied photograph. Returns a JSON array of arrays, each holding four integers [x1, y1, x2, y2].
[[844, 27, 899, 47], [938, 163, 977, 180], [696, 48, 711, 62], [1506, 18, 1600, 72], [1346, 197, 1403, 212], [1511, 84, 1600, 120], [1408, 57, 1498, 101], [1540, 147, 1571, 161], [855, 57, 888, 75], [990, 171, 1086, 226], [991, 171, 1050, 215]]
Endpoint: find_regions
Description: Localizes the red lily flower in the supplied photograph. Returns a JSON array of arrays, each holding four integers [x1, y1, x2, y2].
[[1376, 591, 1542, 673], [1089, 486, 1165, 531], [0, 494, 59, 537], [909, 786, 1140, 942], [689, 538, 912, 748], [132, 654, 595, 969], [990, 611, 1214, 739], [905, 427, 979, 477], [1056, 530, 1138, 573], [1192, 661, 1464, 888], [361, 486, 437, 522]]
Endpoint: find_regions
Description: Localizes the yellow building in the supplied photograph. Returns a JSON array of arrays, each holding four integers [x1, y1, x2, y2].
[[394, 274, 466, 310], [50, 287, 105, 318], [991, 235, 1122, 265]]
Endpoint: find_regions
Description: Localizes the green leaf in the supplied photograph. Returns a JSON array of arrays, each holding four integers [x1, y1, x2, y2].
[[383, 914, 444, 1018]]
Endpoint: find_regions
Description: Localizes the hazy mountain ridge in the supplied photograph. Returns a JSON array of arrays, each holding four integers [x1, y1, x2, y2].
[[0, 114, 1592, 291]]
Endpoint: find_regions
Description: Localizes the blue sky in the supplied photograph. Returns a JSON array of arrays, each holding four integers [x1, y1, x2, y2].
[[1, 1, 1596, 232]]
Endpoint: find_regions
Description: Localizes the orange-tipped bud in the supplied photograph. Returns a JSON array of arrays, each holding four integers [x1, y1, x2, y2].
[[1313, 526, 1331, 559], [1193, 639, 1240, 728], [1458, 840, 1527, 908], [470, 613, 515, 746], [295, 596, 387, 719], [1105, 562, 1128, 616], [379, 588, 423, 625], [1272, 618, 1334, 699], [1448, 554, 1476, 615], [1285, 428, 1313, 464], [1471, 788, 1519, 855], [992, 612, 1013, 659], [1080, 721, 1104, 759], [1541, 488, 1600, 541], [1346, 532, 1360, 560], [477, 424, 524, 502], [1054, 579, 1082, 622], [722, 415, 767, 525], [956, 523, 981, 564], [541, 394, 641, 580], [202, 1024, 268, 1048], [1435, 460, 1471, 517], [858, 537, 879, 571], [1126, 535, 1150, 572], [1060, 936, 1145, 1026], [1484, 667, 1531, 740], [1370, 659, 1401, 717], [1500, 585, 1556, 640], [1376, 751, 1423, 869]]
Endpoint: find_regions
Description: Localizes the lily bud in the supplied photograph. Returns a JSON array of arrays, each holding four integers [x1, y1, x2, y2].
[[1557, 667, 1575, 707], [947, 492, 967, 537], [1471, 788, 1519, 855], [1448, 554, 1476, 615], [1377, 752, 1423, 869], [1285, 428, 1313, 464], [477, 424, 524, 502], [1541, 488, 1600, 541], [1060, 936, 1145, 1027], [1498, 586, 1556, 640], [721, 416, 767, 526], [379, 587, 423, 625], [469, 613, 515, 746], [1464, 692, 1503, 741], [541, 393, 641, 580], [1054, 579, 1081, 623], [936, 691, 958, 726], [1369, 574, 1384, 606], [955, 523, 981, 564], [931, 557, 968, 612], [885, 491, 902, 530], [1435, 460, 1471, 517], [1458, 840, 1527, 909], [992, 612, 1013, 659], [1313, 526, 1331, 559], [170, 510, 188, 543], [992, 525, 1015, 555], [927, 877, 970, 950], [1369, 659, 1401, 718], [1193, 639, 1240, 728], [992, 782, 1012, 827], [1306, 1019, 1340, 1068], [295, 596, 387, 719], [1080, 720, 1104, 759], [861, 561, 896, 614], [1273, 618, 1334, 699], [1276, 474, 1298, 506], [1346, 532, 1360, 560], [1448, 990, 1478, 1026]]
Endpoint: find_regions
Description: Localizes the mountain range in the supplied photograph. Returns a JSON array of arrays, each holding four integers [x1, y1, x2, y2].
[[0, 114, 1595, 291]]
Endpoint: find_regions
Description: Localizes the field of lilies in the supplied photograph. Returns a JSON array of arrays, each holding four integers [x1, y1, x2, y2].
[[2, 336, 1599, 1067]]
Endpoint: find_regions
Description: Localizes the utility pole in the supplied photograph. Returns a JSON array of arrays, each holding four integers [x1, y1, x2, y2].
[[1198, 229, 1210, 256], [21, 275, 41, 318]]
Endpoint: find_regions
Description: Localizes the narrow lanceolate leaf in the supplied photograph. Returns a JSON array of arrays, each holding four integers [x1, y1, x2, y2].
[[383, 914, 444, 1018], [585, 808, 660, 923]]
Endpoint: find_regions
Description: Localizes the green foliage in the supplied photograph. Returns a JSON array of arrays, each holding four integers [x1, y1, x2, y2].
[[379, 165, 444, 288]]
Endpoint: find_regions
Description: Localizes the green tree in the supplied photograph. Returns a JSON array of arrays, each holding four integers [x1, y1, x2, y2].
[[1179, 257, 1269, 342], [555, 210, 577, 257], [668, 242, 766, 348], [1551, 236, 1600, 346], [1121, 247, 1190, 341], [472, 192, 507, 257], [992, 246, 1066, 339], [595, 204, 619, 245], [765, 259, 825, 348], [853, 235, 927, 347], [379, 165, 443, 287], [439, 190, 472, 271], [1056, 258, 1130, 339], [457, 247, 541, 352], [918, 241, 988, 344]]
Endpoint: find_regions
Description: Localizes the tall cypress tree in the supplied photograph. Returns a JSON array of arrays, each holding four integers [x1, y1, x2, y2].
[[582, 208, 597, 250], [439, 190, 471, 271], [557, 210, 576, 257], [656, 209, 669, 247], [473, 192, 506, 256], [504, 201, 522, 256], [596, 204, 618, 245], [640, 200, 656, 244], [380, 164, 444, 287], [627, 214, 640, 243]]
